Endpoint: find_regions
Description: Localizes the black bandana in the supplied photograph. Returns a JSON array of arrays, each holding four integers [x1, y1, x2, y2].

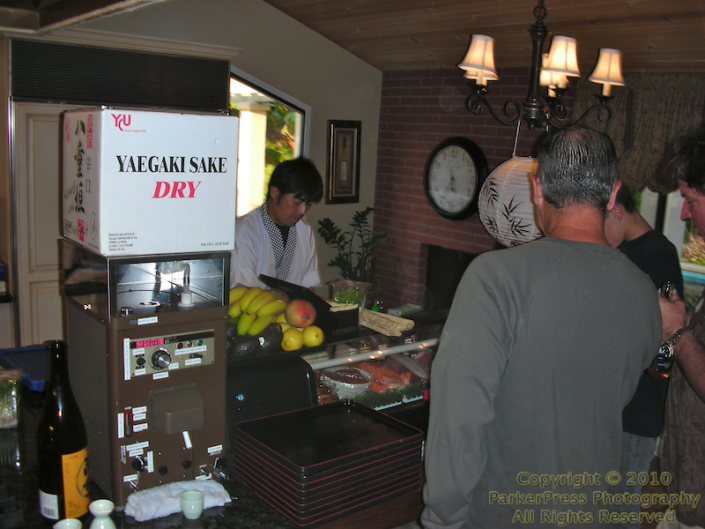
[[260, 204, 297, 281]]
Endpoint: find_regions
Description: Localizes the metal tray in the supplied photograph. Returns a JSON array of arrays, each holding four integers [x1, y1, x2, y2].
[[231, 400, 423, 477]]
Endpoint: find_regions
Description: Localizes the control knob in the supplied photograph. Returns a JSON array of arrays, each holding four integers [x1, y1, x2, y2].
[[151, 349, 171, 369]]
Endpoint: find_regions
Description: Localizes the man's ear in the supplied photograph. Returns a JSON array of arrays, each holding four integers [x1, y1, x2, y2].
[[530, 173, 544, 207], [269, 186, 280, 202], [606, 179, 622, 212]]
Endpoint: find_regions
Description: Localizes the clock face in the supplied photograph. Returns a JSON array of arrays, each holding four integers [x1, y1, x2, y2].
[[427, 145, 477, 215], [423, 137, 488, 220]]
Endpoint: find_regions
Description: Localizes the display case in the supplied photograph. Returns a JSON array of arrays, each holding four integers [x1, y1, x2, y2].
[[299, 316, 443, 431]]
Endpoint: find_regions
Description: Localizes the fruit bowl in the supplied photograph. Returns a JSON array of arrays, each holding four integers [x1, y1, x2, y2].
[[320, 366, 373, 399]]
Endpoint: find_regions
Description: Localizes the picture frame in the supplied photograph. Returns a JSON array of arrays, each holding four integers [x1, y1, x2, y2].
[[326, 120, 361, 204]]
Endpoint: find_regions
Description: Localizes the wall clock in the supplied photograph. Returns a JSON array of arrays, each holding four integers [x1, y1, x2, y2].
[[423, 137, 488, 220]]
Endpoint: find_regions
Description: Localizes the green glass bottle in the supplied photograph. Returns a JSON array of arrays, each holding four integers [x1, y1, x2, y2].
[[37, 340, 90, 522]]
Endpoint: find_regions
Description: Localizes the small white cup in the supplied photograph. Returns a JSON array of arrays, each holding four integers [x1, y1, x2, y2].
[[180, 490, 204, 520], [53, 519, 82, 529]]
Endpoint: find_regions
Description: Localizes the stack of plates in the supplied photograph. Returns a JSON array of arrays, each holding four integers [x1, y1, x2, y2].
[[232, 400, 424, 527]]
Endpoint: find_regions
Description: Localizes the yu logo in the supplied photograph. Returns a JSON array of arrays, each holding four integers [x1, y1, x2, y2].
[[111, 114, 132, 131]]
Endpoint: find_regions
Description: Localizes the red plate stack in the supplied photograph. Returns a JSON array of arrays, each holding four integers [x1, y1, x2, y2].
[[232, 400, 424, 527]]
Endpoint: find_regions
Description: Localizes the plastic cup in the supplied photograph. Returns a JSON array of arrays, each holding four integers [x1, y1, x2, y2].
[[180, 490, 204, 520]]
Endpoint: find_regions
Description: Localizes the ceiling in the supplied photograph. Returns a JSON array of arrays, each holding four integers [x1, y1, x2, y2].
[[0, 0, 703, 74], [260, 0, 705, 74], [0, 0, 166, 34]]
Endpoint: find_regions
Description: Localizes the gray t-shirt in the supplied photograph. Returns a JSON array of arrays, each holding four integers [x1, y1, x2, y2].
[[422, 237, 662, 529]]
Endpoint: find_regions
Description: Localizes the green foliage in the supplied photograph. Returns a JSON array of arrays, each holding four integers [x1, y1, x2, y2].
[[265, 101, 295, 167], [317, 207, 386, 283], [682, 223, 705, 266]]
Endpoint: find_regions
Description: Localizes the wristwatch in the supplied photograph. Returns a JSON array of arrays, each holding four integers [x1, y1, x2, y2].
[[656, 327, 691, 372]]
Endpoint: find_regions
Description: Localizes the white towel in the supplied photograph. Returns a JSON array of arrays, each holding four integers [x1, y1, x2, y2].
[[124, 479, 231, 522]]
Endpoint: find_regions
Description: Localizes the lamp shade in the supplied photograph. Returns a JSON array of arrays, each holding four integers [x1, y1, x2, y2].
[[588, 48, 625, 96], [478, 156, 542, 247], [459, 35, 498, 85], [542, 36, 580, 77], [540, 53, 568, 89], [464, 67, 499, 85]]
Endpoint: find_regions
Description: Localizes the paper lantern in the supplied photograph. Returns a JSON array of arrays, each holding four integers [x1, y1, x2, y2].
[[479, 156, 543, 247]]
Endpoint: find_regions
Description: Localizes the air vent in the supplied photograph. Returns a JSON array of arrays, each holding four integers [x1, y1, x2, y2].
[[10, 39, 229, 113]]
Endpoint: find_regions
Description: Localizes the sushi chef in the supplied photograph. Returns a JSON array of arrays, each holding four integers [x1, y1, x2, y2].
[[230, 157, 324, 289]]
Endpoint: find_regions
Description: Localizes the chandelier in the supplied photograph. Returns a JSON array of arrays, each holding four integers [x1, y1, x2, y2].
[[459, 1, 625, 130]]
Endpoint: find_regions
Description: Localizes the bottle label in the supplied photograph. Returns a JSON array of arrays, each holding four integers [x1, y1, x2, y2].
[[62, 447, 90, 518], [39, 490, 60, 520]]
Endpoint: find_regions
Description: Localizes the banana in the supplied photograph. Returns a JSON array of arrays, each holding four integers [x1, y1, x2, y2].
[[238, 287, 263, 313], [228, 285, 249, 305], [247, 314, 275, 336], [237, 311, 257, 335], [256, 299, 287, 317], [247, 290, 275, 314], [227, 300, 242, 319]]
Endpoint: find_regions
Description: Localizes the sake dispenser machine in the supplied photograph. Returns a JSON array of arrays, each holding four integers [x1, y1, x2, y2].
[[62, 240, 230, 506]]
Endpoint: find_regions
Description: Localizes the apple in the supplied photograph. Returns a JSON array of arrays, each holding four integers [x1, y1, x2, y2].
[[303, 325, 324, 347], [284, 299, 316, 328]]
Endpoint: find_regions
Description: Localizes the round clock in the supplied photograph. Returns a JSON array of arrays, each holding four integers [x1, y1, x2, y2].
[[423, 137, 488, 220]]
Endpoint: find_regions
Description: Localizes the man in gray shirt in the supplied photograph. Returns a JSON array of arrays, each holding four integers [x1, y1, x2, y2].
[[421, 127, 662, 529]]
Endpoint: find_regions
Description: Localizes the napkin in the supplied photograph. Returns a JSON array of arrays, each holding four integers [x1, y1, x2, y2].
[[124, 479, 231, 522]]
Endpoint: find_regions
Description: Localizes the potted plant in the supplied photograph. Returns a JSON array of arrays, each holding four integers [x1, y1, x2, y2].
[[317, 207, 386, 307]]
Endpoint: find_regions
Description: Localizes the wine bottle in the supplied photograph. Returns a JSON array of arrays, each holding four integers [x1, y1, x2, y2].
[[37, 340, 90, 522]]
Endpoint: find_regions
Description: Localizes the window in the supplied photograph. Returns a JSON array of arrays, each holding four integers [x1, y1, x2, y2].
[[229, 72, 307, 216]]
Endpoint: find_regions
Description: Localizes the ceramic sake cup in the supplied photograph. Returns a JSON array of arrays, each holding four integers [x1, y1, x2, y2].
[[53, 519, 82, 529], [180, 490, 204, 520]]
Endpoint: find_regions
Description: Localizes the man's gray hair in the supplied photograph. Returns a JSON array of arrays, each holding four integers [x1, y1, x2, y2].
[[536, 126, 618, 213]]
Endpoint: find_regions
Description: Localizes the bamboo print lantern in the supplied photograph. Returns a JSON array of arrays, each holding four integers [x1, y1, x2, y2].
[[478, 156, 542, 247]]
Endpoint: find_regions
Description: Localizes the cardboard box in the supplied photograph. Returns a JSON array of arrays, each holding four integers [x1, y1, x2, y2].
[[62, 108, 238, 256]]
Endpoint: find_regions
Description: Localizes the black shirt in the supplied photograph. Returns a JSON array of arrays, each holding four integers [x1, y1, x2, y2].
[[619, 229, 683, 437]]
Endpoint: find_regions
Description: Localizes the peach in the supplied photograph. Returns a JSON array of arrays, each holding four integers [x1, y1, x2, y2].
[[284, 299, 316, 328]]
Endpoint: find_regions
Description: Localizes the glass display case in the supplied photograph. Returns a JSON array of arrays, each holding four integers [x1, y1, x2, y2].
[[299, 318, 443, 430]]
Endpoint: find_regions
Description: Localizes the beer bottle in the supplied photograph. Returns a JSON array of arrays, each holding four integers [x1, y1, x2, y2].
[[37, 340, 90, 521]]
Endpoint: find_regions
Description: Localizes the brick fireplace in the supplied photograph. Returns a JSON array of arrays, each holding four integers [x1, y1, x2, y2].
[[373, 67, 575, 308]]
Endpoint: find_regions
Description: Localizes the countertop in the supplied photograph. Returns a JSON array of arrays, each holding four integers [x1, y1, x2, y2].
[[1, 310, 445, 528], [1, 379, 425, 529]]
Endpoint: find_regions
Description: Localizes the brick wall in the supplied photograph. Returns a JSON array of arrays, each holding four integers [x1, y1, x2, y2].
[[373, 67, 575, 307]]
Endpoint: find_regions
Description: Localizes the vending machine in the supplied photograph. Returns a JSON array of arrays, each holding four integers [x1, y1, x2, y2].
[[63, 242, 230, 505], [60, 108, 238, 506]]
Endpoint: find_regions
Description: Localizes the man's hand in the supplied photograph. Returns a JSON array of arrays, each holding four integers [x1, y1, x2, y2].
[[658, 290, 688, 342]]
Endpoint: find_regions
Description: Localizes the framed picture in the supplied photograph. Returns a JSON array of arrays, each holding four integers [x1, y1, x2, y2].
[[326, 120, 361, 204]]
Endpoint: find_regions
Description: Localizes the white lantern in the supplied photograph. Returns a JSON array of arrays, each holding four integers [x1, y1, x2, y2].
[[478, 156, 543, 247]]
